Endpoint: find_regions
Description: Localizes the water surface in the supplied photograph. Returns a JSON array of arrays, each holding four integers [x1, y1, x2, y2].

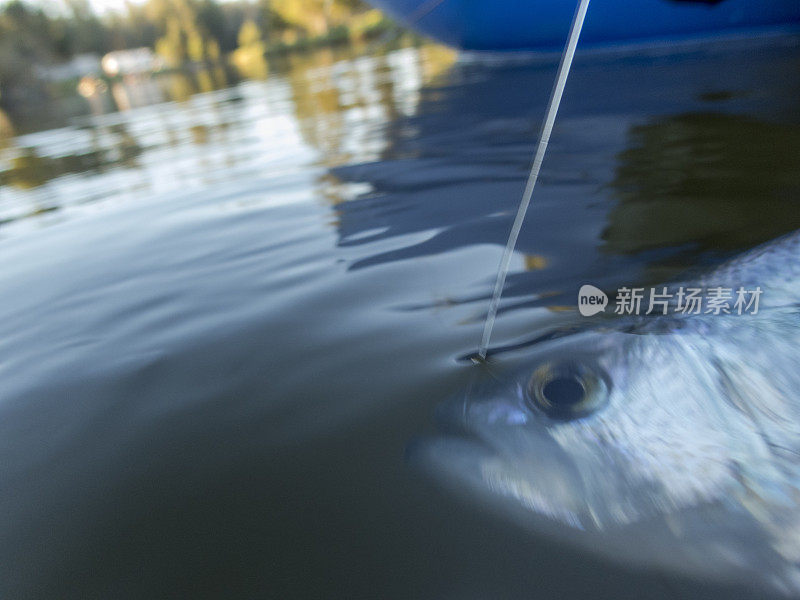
[[1, 35, 799, 599]]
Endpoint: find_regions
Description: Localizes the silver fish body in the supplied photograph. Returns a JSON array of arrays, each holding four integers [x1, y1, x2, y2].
[[416, 230, 800, 596]]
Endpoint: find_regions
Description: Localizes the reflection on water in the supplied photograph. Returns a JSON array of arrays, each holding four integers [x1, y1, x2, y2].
[[0, 125, 142, 192], [0, 110, 13, 147], [0, 44, 454, 235], [277, 45, 456, 168], [604, 112, 800, 255], [332, 36, 800, 307]]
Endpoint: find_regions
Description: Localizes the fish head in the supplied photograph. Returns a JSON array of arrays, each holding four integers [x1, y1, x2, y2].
[[416, 318, 800, 593]]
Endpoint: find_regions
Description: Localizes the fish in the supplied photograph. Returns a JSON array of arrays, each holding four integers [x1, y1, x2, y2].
[[412, 230, 800, 596]]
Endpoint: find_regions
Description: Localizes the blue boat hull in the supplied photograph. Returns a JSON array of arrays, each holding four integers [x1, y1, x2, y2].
[[369, 0, 800, 50]]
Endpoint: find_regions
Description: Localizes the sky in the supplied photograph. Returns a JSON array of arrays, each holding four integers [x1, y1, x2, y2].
[[87, 0, 136, 14], [0, 0, 137, 16]]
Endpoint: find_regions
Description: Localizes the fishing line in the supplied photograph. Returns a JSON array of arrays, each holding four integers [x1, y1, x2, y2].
[[478, 0, 591, 360]]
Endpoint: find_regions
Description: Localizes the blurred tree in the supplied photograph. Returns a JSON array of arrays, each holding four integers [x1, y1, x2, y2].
[[0, 0, 386, 127], [146, 0, 222, 67], [0, 1, 56, 116], [265, 0, 369, 40], [63, 0, 108, 54], [270, 0, 330, 37], [231, 18, 268, 79]]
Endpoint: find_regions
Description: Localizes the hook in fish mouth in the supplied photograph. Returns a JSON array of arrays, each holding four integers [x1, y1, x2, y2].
[[458, 325, 588, 364]]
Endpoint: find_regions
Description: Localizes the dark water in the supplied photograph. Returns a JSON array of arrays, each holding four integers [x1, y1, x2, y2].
[[1, 36, 799, 599]]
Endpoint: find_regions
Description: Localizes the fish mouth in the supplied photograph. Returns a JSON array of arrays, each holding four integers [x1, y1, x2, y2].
[[422, 388, 600, 532], [408, 432, 788, 591], [410, 383, 795, 593], [410, 431, 589, 529]]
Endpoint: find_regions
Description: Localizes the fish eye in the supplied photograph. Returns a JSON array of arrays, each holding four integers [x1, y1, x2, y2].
[[527, 361, 609, 420], [542, 376, 584, 407]]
